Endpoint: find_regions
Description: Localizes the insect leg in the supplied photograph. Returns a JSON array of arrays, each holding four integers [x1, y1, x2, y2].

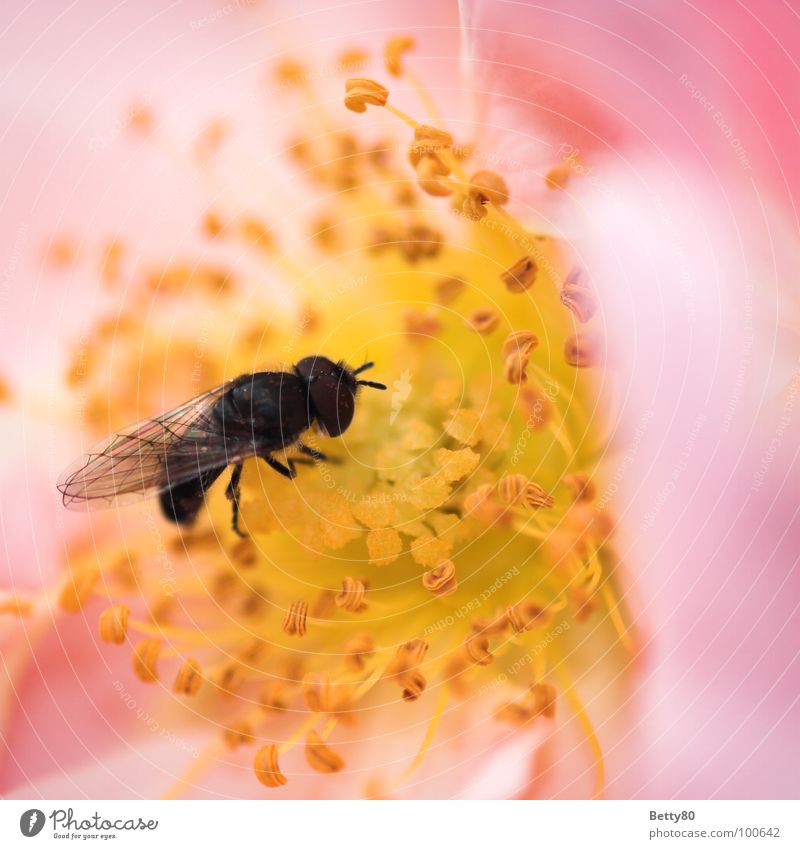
[[297, 443, 327, 462], [261, 454, 298, 480], [159, 465, 227, 526], [225, 463, 245, 537]]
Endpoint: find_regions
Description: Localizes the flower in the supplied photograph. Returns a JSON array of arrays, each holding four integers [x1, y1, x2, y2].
[[2, 0, 799, 801]]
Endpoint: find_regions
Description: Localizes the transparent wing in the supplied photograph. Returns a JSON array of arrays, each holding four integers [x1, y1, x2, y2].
[[57, 379, 251, 510]]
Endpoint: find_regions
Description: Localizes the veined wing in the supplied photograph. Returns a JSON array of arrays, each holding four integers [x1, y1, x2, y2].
[[57, 379, 251, 510]]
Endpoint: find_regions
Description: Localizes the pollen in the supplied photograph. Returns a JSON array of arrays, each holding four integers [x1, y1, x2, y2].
[[443, 409, 481, 446], [63, 62, 629, 800], [367, 527, 402, 564]]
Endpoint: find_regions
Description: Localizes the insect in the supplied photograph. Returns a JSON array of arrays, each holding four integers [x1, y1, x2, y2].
[[57, 356, 386, 536]]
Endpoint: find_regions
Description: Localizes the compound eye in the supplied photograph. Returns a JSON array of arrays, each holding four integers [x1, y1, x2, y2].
[[309, 375, 355, 437]]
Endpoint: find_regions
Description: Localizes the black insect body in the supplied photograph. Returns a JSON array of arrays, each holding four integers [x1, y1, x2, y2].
[[57, 356, 386, 536]]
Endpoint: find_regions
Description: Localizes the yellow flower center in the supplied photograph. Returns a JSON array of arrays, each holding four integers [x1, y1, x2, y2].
[[55, 41, 634, 798]]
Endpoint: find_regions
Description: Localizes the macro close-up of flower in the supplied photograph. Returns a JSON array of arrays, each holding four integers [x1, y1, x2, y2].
[[0, 0, 799, 807]]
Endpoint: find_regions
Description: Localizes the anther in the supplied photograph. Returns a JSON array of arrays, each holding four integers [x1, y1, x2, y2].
[[224, 720, 253, 750], [416, 155, 452, 196], [465, 306, 499, 334], [465, 634, 494, 666], [306, 729, 345, 773], [435, 275, 466, 304], [563, 472, 596, 502], [217, 662, 245, 696], [497, 474, 528, 504], [504, 351, 529, 384], [132, 638, 162, 683], [254, 744, 288, 788], [524, 482, 555, 509], [259, 680, 288, 712], [303, 674, 333, 713], [501, 256, 538, 293], [468, 170, 509, 209], [501, 330, 538, 361], [283, 600, 308, 636], [335, 576, 368, 612], [174, 659, 203, 696], [98, 604, 130, 644], [344, 78, 389, 113], [400, 669, 427, 702], [531, 682, 557, 719], [385, 36, 415, 76], [345, 632, 376, 671], [59, 564, 99, 612], [564, 331, 603, 367], [422, 560, 458, 596], [506, 600, 550, 633], [560, 269, 597, 323]]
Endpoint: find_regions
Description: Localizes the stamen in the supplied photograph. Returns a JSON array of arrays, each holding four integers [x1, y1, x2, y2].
[[98, 604, 130, 644], [434, 275, 466, 304], [283, 600, 308, 636], [415, 155, 453, 196], [555, 666, 605, 799], [174, 659, 203, 696], [400, 669, 427, 702], [524, 482, 556, 510], [132, 638, 162, 683], [303, 674, 333, 712], [468, 170, 509, 210], [344, 78, 389, 113], [59, 564, 99, 612], [254, 744, 288, 788], [502, 330, 538, 360], [224, 719, 253, 750], [464, 634, 494, 666], [501, 256, 538, 293], [563, 473, 596, 503], [504, 351, 530, 384], [497, 474, 528, 504], [385, 36, 415, 76], [531, 682, 557, 719], [345, 632, 375, 671], [305, 729, 345, 773], [506, 600, 552, 633], [564, 331, 603, 367], [560, 268, 597, 323], [0, 594, 32, 616], [422, 560, 458, 596], [465, 306, 499, 334], [335, 577, 368, 612]]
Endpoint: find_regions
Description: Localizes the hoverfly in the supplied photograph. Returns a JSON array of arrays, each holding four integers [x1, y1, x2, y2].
[[57, 356, 386, 536]]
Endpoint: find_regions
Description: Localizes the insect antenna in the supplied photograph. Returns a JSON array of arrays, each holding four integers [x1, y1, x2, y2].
[[353, 361, 376, 375], [357, 379, 387, 390]]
